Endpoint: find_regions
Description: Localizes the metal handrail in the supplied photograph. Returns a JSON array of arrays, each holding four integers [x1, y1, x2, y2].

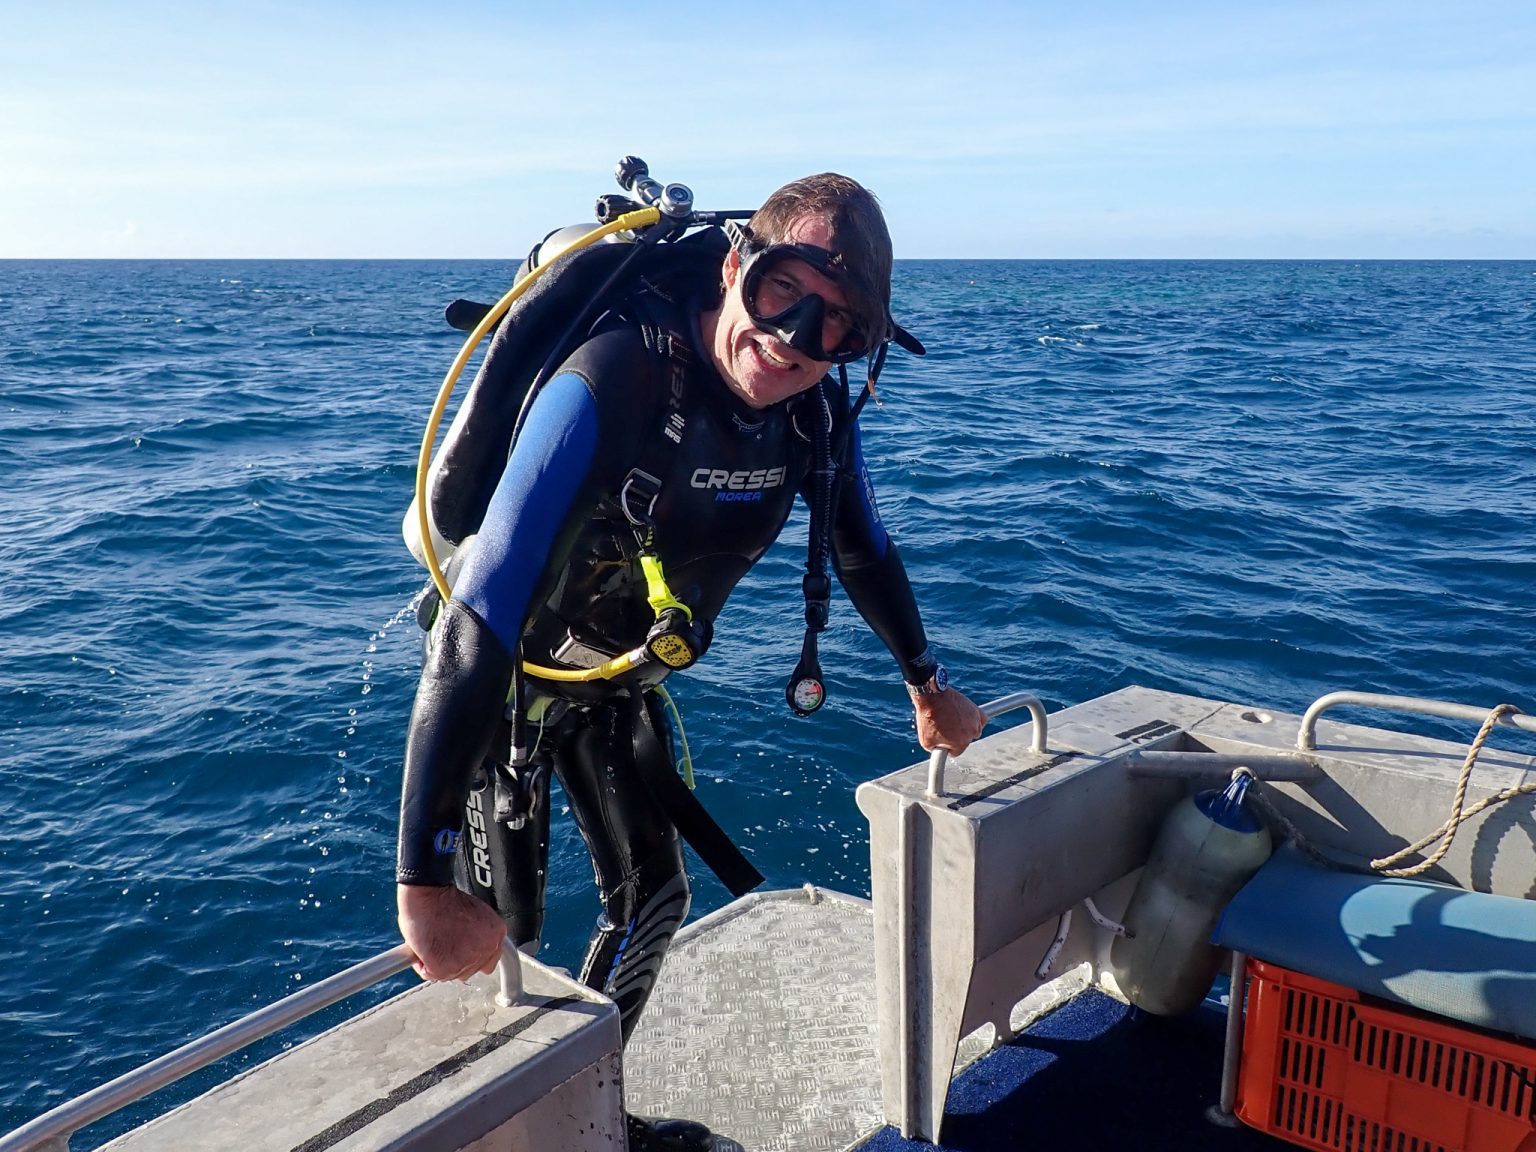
[[926, 690, 1047, 797], [1, 941, 524, 1152], [1298, 691, 1534, 751]]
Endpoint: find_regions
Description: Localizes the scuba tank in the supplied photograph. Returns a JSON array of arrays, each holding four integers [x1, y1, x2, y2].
[[403, 223, 646, 572], [1110, 773, 1272, 1016], [405, 158, 721, 575]]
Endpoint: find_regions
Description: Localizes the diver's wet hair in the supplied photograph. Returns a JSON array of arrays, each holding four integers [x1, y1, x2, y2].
[[748, 173, 894, 343]]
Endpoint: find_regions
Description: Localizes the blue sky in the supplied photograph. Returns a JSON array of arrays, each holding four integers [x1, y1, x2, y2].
[[2, 0, 1531, 258]]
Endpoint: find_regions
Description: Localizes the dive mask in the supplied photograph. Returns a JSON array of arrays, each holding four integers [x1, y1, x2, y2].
[[728, 222, 878, 364]]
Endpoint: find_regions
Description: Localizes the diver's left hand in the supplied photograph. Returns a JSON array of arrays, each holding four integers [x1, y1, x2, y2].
[[913, 687, 987, 756]]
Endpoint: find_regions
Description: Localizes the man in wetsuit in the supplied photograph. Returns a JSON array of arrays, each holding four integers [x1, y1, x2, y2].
[[395, 174, 986, 1151]]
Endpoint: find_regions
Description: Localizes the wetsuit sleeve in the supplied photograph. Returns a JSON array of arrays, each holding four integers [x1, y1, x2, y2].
[[397, 600, 513, 884], [398, 367, 616, 886], [454, 370, 606, 650], [828, 423, 941, 686]]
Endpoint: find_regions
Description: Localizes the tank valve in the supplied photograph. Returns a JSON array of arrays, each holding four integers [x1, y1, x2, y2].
[[615, 156, 694, 220]]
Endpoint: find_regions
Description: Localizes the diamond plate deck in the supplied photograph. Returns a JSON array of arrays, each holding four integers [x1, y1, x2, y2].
[[623, 887, 884, 1152]]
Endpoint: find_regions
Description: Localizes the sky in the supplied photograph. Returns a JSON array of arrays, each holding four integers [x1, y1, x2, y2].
[[1, 0, 1532, 259]]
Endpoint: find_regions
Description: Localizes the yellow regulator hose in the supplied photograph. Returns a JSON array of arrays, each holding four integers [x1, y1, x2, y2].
[[522, 650, 647, 683]]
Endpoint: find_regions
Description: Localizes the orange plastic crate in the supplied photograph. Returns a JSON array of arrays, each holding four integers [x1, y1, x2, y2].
[[1236, 958, 1536, 1152]]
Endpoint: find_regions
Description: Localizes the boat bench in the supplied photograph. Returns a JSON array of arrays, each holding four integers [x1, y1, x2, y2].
[[1214, 846, 1536, 1041], [99, 959, 624, 1152]]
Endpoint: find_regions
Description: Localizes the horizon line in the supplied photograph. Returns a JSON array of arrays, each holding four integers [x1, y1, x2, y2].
[[5, 254, 1535, 263]]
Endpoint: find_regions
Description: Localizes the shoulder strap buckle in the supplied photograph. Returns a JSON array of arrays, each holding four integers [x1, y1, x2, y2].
[[620, 468, 663, 529], [637, 315, 691, 366]]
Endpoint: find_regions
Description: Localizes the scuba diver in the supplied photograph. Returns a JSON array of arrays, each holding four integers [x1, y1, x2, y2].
[[395, 169, 986, 1152]]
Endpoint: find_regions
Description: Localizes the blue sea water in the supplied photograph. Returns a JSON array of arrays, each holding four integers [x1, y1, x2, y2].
[[2, 258, 1533, 1144]]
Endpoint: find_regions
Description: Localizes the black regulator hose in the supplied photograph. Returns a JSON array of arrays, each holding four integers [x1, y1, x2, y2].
[[786, 384, 835, 716]]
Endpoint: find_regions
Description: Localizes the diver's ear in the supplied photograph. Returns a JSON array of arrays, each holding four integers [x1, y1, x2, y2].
[[722, 247, 741, 288]]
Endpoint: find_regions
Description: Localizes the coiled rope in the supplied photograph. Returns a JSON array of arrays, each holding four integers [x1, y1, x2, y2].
[[1244, 702, 1533, 878]]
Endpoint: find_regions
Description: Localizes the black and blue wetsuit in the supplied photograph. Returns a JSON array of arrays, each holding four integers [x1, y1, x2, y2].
[[397, 288, 938, 1042]]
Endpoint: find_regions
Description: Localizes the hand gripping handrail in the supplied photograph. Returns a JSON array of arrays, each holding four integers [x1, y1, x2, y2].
[[926, 691, 1047, 797], [0, 940, 524, 1152], [1297, 691, 1535, 751]]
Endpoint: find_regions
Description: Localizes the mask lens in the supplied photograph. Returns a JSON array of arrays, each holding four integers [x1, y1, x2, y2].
[[742, 248, 871, 363]]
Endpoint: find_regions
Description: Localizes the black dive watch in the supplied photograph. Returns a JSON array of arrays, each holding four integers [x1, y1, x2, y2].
[[906, 663, 949, 698]]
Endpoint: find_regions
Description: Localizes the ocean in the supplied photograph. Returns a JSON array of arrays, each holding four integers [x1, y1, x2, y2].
[[2, 258, 1533, 1144]]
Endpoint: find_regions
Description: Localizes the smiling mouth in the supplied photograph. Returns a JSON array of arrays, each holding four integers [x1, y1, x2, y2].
[[753, 341, 798, 371]]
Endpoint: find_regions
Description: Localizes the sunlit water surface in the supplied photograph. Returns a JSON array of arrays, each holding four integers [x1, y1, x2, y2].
[[2, 258, 1532, 1142]]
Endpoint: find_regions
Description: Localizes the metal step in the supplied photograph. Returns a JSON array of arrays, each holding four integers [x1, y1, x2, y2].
[[623, 887, 883, 1152]]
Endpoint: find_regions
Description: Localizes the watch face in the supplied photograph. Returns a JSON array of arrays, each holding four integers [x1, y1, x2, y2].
[[791, 678, 825, 714]]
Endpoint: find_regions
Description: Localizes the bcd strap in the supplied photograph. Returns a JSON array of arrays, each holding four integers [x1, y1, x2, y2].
[[619, 468, 663, 539], [614, 315, 690, 545], [611, 327, 709, 671], [631, 692, 764, 897]]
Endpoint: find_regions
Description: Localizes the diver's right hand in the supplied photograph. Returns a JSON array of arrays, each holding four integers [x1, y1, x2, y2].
[[397, 883, 506, 982]]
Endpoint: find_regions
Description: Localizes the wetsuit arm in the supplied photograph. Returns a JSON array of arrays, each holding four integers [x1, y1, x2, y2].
[[827, 424, 940, 686], [396, 600, 513, 884], [397, 370, 608, 885], [454, 371, 606, 650]]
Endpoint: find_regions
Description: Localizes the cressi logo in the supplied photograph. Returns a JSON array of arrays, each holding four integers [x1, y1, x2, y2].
[[861, 466, 882, 527], [464, 789, 494, 889], [690, 467, 787, 492]]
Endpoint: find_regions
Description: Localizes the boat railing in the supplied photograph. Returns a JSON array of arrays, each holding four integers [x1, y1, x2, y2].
[[926, 690, 1047, 796], [0, 942, 524, 1152], [929, 690, 1534, 794], [1298, 691, 1535, 751]]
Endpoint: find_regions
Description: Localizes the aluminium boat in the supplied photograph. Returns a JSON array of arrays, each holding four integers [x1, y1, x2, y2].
[[5, 684, 1534, 1152]]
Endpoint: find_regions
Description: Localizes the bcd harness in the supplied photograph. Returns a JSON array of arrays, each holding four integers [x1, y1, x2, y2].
[[437, 239, 856, 717], [615, 298, 852, 718]]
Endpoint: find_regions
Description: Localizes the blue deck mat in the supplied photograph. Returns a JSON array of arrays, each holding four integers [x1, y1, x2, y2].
[[859, 990, 1292, 1151]]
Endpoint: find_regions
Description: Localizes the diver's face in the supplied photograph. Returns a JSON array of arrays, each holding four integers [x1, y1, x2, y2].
[[708, 214, 848, 409]]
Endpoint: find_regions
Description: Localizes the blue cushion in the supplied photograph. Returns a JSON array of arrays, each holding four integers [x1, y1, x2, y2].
[[1214, 845, 1536, 1041]]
